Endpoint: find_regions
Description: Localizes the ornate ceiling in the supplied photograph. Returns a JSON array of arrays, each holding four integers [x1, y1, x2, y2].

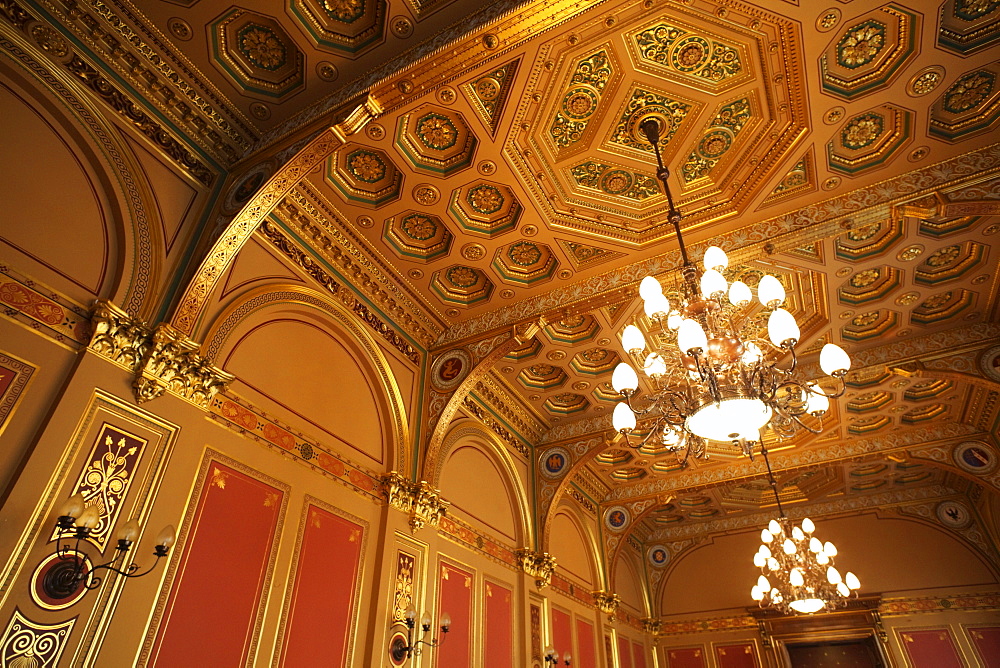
[[11, 0, 998, 591]]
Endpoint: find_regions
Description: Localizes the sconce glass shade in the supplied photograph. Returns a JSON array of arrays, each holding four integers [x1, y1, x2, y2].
[[155, 524, 176, 549], [58, 493, 86, 519], [117, 519, 141, 543], [703, 245, 729, 271], [77, 505, 101, 529], [621, 325, 646, 354]]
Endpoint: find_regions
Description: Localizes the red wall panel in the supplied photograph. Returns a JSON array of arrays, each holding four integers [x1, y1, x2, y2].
[[150, 462, 284, 667], [575, 618, 596, 668], [618, 635, 634, 668], [435, 560, 474, 667], [552, 608, 572, 661], [666, 647, 707, 668], [278, 504, 364, 667], [716, 642, 759, 668], [900, 629, 963, 668], [484, 581, 513, 668], [970, 626, 1000, 667], [633, 640, 647, 668]]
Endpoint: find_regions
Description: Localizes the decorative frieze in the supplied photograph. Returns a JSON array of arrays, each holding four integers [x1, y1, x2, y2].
[[381, 472, 450, 532], [89, 301, 234, 409], [592, 590, 621, 618], [515, 548, 557, 589]]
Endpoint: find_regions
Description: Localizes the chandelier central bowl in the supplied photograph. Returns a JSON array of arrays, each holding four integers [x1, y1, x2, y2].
[[684, 397, 772, 442]]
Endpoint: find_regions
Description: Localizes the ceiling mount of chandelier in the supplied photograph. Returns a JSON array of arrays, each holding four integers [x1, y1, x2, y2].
[[751, 444, 860, 614], [610, 119, 851, 463]]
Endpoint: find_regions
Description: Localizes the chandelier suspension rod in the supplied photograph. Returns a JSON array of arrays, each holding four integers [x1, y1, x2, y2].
[[760, 444, 787, 519], [641, 118, 692, 269]]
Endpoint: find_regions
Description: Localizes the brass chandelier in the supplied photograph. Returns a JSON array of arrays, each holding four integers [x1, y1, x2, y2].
[[750, 446, 860, 614], [611, 119, 852, 462]]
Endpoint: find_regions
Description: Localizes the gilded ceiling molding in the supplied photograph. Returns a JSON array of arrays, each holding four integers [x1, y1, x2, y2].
[[474, 374, 546, 442], [199, 283, 411, 470], [420, 321, 539, 483], [438, 145, 1000, 345], [515, 548, 556, 589], [381, 471, 450, 532], [890, 360, 1000, 392], [31, 0, 252, 161], [171, 125, 350, 337], [0, 29, 162, 318], [89, 301, 234, 409], [460, 396, 530, 458], [592, 590, 621, 618], [280, 185, 441, 346]]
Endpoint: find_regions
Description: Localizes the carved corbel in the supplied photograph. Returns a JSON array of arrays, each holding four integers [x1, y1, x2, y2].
[[380, 472, 450, 532], [515, 549, 557, 589], [641, 618, 661, 636], [88, 301, 234, 409], [592, 590, 621, 619]]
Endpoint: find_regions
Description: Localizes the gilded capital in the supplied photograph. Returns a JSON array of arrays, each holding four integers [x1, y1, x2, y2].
[[381, 472, 449, 532], [592, 590, 621, 618], [641, 618, 661, 636], [88, 301, 234, 409], [515, 548, 557, 589]]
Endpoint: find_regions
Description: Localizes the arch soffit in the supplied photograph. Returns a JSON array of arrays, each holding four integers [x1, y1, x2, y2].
[[552, 500, 604, 588], [200, 283, 410, 471], [540, 435, 612, 552], [0, 49, 164, 317], [435, 422, 533, 547], [614, 548, 651, 617]]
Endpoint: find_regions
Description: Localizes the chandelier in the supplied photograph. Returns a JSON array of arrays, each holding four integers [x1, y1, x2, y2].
[[750, 445, 860, 614], [611, 119, 851, 461]]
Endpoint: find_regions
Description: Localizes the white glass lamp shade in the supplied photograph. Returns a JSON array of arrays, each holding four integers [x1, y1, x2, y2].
[[621, 325, 646, 354], [612, 363, 639, 394], [809, 537, 823, 553], [728, 280, 752, 305], [741, 342, 763, 365], [767, 308, 800, 347], [792, 526, 805, 541], [643, 293, 671, 319], [783, 538, 796, 555], [789, 599, 825, 614], [801, 517, 815, 534], [639, 275, 663, 301], [77, 505, 101, 529], [753, 552, 766, 568], [751, 585, 765, 601], [789, 568, 804, 587], [816, 551, 830, 565], [757, 575, 770, 591], [666, 310, 683, 330], [805, 388, 830, 415], [845, 572, 861, 590], [768, 519, 782, 535], [824, 541, 838, 557], [757, 274, 786, 307], [837, 582, 851, 597], [761, 528, 773, 543], [612, 402, 637, 432], [767, 557, 779, 571], [703, 245, 729, 271], [117, 519, 141, 543], [827, 566, 842, 585], [155, 524, 176, 549], [700, 269, 727, 298], [57, 493, 86, 519], [677, 319, 708, 354], [685, 399, 771, 442], [820, 343, 852, 376], [643, 353, 667, 377], [759, 545, 772, 559]]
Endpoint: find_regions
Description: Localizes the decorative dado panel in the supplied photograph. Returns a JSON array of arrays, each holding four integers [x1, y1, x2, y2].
[[381, 471, 450, 532], [0, 608, 74, 667], [89, 301, 233, 408]]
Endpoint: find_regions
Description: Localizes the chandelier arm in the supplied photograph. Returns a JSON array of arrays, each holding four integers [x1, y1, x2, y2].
[[786, 413, 824, 435]]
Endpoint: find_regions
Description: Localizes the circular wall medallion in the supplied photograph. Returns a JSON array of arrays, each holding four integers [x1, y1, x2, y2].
[[366, 123, 386, 141], [908, 146, 929, 162], [412, 184, 440, 205], [357, 215, 375, 229], [647, 545, 670, 567], [436, 86, 457, 105], [824, 106, 845, 125], [816, 8, 841, 32], [30, 551, 93, 610], [979, 345, 1000, 383], [907, 66, 946, 97], [461, 243, 486, 261], [954, 440, 998, 475], [500, 289, 515, 299], [316, 61, 339, 82], [249, 102, 270, 120], [936, 500, 972, 529], [407, 268, 423, 280], [430, 348, 471, 392], [540, 446, 571, 479], [388, 631, 409, 666], [605, 506, 631, 532], [390, 16, 413, 38], [222, 161, 274, 214], [167, 17, 193, 41]]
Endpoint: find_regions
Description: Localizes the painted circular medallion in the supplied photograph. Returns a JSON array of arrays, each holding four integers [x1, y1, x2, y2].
[[936, 500, 972, 529], [953, 441, 998, 475], [540, 447, 571, 479], [648, 544, 670, 568], [978, 345, 1000, 384], [429, 349, 471, 392], [604, 506, 631, 532]]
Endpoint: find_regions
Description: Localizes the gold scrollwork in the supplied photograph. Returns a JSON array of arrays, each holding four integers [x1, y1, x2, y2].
[[515, 548, 557, 589], [380, 472, 450, 532]]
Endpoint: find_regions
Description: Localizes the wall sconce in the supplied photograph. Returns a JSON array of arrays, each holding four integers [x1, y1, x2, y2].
[[544, 646, 571, 665], [42, 493, 175, 601], [389, 606, 450, 663]]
